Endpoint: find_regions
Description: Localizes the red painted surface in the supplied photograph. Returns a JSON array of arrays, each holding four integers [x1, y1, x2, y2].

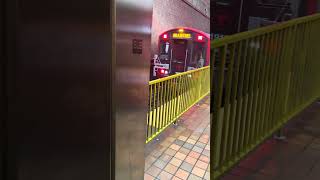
[[307, 0, 318, 15], [159, 27, 210, 66]]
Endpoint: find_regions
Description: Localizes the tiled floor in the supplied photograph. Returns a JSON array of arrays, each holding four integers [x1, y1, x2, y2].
[[221, 101, 320, 180], [144, 96, 210, 180]]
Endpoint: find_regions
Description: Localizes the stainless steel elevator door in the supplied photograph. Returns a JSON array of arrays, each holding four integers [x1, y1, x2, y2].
[[7, 0, 113, 179], [0, 0, 5, 177]]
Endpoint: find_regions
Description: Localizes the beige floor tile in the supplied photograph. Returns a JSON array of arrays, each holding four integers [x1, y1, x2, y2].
[[164, 163, 178, 175], [185, 156, 197, 165], [192, 167, 206, 178], [175, 169, 190, 180], [158, 171, 173, 180], [170, 157, 183, 167], [175, 152, 187, 161], [195, 160, 208, 170]]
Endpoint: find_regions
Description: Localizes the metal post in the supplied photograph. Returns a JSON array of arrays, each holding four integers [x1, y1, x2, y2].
[[237, 0, 245, 32], [114, 0, 153, 179], [274, 128, 286, 140]]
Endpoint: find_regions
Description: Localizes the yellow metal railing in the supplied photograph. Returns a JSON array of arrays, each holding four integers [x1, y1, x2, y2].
[[211, 14, 320, 179], [146, 66, 210, 143]]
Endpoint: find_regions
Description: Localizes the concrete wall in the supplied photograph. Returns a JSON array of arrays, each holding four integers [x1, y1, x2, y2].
[[151, 0, 210, 54], [291, 0, 301, 17]]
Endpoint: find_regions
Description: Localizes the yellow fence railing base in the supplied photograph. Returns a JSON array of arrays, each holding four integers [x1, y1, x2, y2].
[[212, 13, 320, 179], [146, 66, 210, 143]]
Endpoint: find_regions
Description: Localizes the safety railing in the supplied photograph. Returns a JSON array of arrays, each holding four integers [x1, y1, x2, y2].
[[146, 66, 210, 143], [211, 14, 320, 179]]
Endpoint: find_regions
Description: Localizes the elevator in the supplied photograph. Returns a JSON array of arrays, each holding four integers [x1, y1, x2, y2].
[[1, 0, 6, 177], [1, 0, 153, 179]]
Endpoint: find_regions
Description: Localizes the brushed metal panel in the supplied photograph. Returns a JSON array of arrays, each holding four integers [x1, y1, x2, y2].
[[114, 0, 153, 179], [7, 0, 113, 179], [1, 0, 4, 177]]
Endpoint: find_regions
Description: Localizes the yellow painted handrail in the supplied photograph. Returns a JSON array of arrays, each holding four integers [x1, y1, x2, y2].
[[146, 66, 210, 143], [212, 13, 320, 179]]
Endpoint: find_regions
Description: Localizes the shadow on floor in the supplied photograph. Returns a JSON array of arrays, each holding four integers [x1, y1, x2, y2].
[[221, 101, 320, 180]]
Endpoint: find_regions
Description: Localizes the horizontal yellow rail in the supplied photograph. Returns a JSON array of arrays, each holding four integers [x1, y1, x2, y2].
[[212, 14, 320, 179], [146, 66, 210, 143]]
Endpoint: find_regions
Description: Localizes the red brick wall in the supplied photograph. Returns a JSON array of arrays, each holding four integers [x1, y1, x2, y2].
[[151, 0, 210, 54]]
